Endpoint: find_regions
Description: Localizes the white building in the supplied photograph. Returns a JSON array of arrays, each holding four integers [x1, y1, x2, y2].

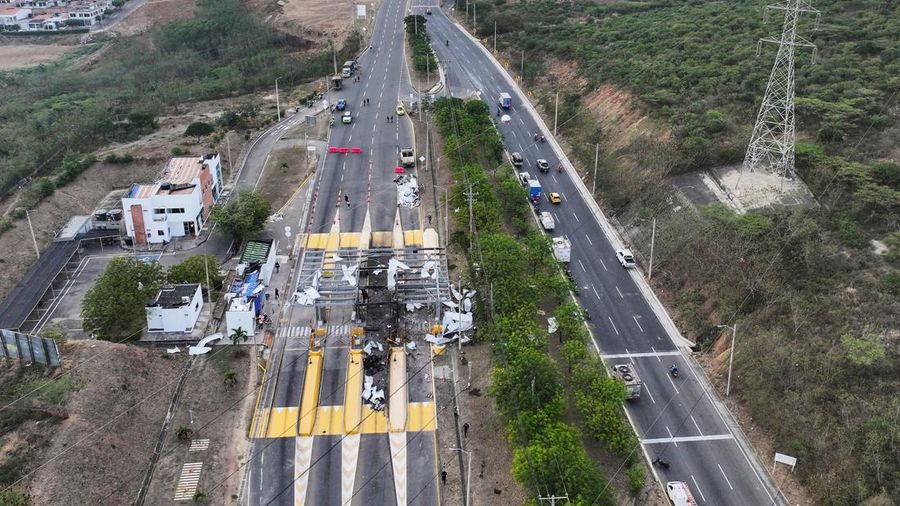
[[146, 284, 203, 333], [0, 6, 30, 29], [224, 240, 276, 338], [122, 154, 223, 246], [67, 0, 107, 25]]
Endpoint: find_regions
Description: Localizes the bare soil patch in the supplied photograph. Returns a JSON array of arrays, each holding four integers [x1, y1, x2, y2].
[[24, 340, 189, 504], [114, 0, 197, 37], [258, 144, 318, 211], [0, 43, 78, 70], [582, 84, 671, 153], [143, 347, 255, 505], [278, 0, 355, 43]]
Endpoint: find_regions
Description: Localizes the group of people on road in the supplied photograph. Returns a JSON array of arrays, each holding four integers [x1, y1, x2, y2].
[[386, 115, 395, 123]]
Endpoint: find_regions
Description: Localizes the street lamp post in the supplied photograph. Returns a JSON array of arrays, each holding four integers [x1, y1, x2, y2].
[[275, 78, 281, 121], [450, 447, 472, 506], [717, 323, 738, 396]]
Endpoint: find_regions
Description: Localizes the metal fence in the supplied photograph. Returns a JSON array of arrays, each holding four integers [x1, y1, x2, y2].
[[0, 329, 61, 367]]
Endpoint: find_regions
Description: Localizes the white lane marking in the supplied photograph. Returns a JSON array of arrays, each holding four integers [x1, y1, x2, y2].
[[651, 346, 664, 362], [667, 370, 680, 394], [591, 284, 600, 300], [598, 258, 608, 271], [585, 234, 593, 246], [551, 174, 558, 184], [615, 286, 623, 299], [641, 434, 734, 444], [577, 259, 586, 272], [691, 415, 703, 435], [665, 426, 677, 447], [643, 383, 657, 404], [718, 464, 734, 490], [608, 317, 620, 336], [633, 315, 644, 333], [572, 212, 579, 223], [691, 475, 707, 502]]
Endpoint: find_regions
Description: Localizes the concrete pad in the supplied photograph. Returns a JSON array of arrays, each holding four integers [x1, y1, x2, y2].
[[712, 163, 818, 213]]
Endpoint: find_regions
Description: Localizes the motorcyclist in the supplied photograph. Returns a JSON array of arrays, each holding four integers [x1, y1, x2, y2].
[[446, 39, 449, 47], [670, 364, 678, 377], [540, 135, 545, 143], [557, 163, 563, 173], [533, 133, 539, 141]]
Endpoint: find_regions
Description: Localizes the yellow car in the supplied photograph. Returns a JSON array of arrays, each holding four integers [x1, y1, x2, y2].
[[396, 103, 406, 116], [548, 192, 562, 204]]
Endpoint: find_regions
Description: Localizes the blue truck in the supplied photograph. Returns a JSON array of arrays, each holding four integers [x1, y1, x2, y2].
[[528, 179, 542, 201], [498, 92, 512, 109]]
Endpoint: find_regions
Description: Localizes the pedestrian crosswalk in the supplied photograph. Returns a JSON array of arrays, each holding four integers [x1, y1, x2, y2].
[[188, 439, 209, 452], [276, 322, 436, 340], [173, 462, 203, 502]]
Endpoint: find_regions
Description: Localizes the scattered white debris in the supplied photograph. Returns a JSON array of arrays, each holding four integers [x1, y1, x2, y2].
[[425, 333, 453, 345], [443, 311, 474, 334], [294, 287, 321, 305], [406, 302, 423, 312], [420, 261, 438, 280], [364, 340, 384, 355], [396, 175, 420, 208], [406, 342, 417, 351], [197, 333, 224, 348], [442, 300, 459, 309], [167, 347, 181, 354], [387, 258, 411, 291], [547, 317, 559, 334], [362, 375, 385, 410], [342, 264, 359, 287], [188, 346, 212, 356]]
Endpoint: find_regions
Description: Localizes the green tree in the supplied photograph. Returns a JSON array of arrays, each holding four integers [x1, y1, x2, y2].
[[184, 122, 215, 139], [81, 257, 165, 340], [491, 344, 565, 420], [168, 255, 222, 289], [0, 488, 30, 506], [229, 326, 248, 346], [210, 190, 271, 243]]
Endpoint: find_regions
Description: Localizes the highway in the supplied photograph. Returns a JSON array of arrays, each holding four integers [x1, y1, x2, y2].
[[244, 0, 439, 504], [422, 5, 784, 506]]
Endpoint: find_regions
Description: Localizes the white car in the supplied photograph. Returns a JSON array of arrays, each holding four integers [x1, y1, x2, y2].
[[615, 249, 636, 268], [342, 111, 352, 124]]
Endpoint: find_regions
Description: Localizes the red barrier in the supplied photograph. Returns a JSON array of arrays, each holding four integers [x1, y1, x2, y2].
[[351, 147, 362, 153], [328, 147, 338, 153], [338, 147, 350, 154]]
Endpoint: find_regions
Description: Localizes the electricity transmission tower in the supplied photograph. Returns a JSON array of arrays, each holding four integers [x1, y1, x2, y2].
[[741, 0, 820, 179]]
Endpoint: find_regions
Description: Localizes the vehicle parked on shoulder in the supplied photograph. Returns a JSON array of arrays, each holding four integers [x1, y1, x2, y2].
[[396, 103, 406, 116], [615, 249, 636, 268], [511, 152, 524, 167], [342, 111, 352, 124], [665, 482, 698, 506], [539, 211, 555, 231], [336, 99, 347, 111]]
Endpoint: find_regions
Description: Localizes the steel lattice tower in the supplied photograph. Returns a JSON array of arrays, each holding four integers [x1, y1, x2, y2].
[[742, 0, 820, 178]]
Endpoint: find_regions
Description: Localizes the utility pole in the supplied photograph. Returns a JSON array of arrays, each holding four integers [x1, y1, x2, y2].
[[226, 134, 234, 179], [592, 143, 599, 194], [473, 1, 476, 32], [520, 49, 525, 82], [275, 78, 281, 121], [25, 209, 39, 259], [493, 21, 497, 52], [330, 39, 338, 76], [648, 217, 656, 280], [716, 323, 738, 396], [741, 0, 820, 180], [538, 495, 569, 506], [463, 183, 478, 248], [553, 91, 559, 135]]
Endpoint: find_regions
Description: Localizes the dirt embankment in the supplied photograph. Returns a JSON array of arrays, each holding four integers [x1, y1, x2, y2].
[[1, 341, 188, 504]]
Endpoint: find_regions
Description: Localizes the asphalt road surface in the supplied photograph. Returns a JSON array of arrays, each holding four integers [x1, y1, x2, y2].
[[424, 6, 783, 506], [244, 0, 437, 504]]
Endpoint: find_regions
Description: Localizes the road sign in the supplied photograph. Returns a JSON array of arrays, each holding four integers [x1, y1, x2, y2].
[[419, 156, 426, 162], [773, 452, 797, 473], [356, 4, 366, 17]]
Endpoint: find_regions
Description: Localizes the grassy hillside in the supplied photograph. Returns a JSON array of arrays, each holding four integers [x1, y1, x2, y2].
[[0, 0, 359, 196], [466, 0, 900, 503]]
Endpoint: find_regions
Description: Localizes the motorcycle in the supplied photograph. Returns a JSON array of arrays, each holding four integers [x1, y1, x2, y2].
[[652, 458, 670, 469], [557, 164, 563, 173], [540, 135, 545, 143], [670, 365, 679, 378]]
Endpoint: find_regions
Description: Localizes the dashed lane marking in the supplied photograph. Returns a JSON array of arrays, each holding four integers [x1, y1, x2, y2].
[[640, 434, 734, 444]]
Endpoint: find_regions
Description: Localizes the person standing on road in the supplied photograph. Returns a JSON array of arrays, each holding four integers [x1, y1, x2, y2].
[[274, 288, 279, 299], [441, 470, 447, 485], [275, 261, 280, 273], [463, 422, 469, 437]]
